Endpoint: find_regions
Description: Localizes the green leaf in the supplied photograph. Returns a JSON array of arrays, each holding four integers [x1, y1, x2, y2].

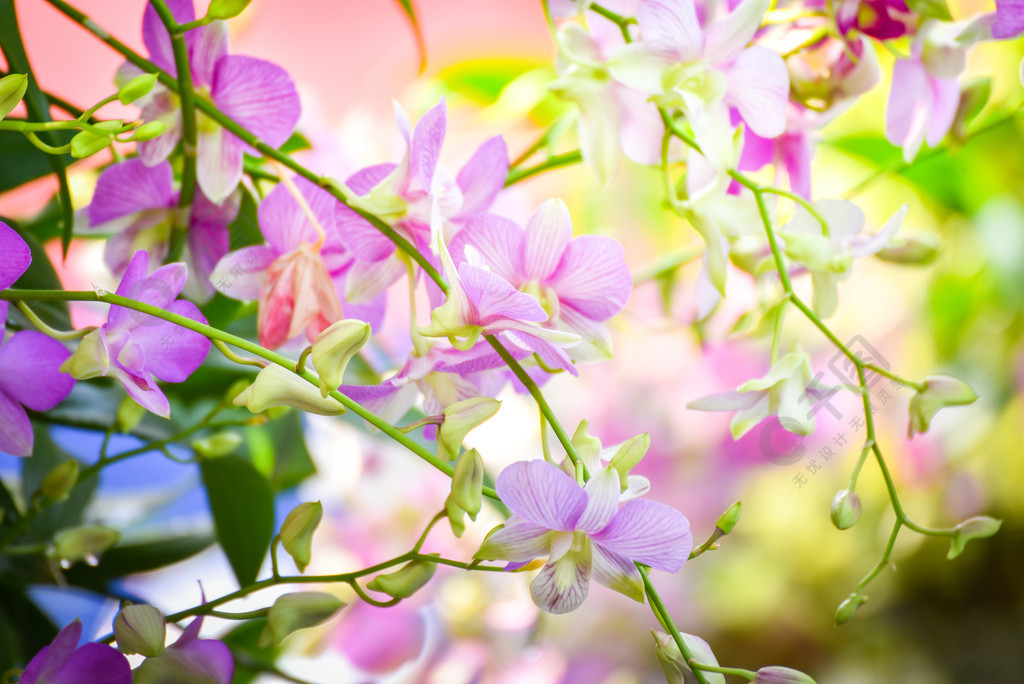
[[267, 411, 317, 490], [393, 0, 427, 73], [0, 129, 74, 194], [279, 131, 311, 154], [201, 455, 275, 586], [0, 582, 57, 671], [64, 534, 216, 590], [905, 0, 952, 20], [22, 425, 97, 542], [228, 185, 263, 250]]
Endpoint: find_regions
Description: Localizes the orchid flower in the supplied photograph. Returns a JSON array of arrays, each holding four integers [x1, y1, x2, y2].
[[131, 614, 233, 684], [733, 107, 819, 199], [993, 0, 1024, 38], [61, 251, 210, 418], [335, 98, 509, 302], [835, 0, 918, 40], [447, 199, 633, 363], [211, 176, 383, 349], [87, 158, 238, 300], [688, 343, 838, 438], [19, 619, 130, 684], [0, 222, 75, 456], [787, 35, 881, 113], [608, 0, 789, 169], [123, 0, 300, 202], [475, 459, 692, 614]]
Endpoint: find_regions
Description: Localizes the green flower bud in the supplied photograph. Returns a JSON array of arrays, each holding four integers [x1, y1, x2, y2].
[[715, 501, 742, 536], [947, 516, 1001, 560], [437, 397, 500, 462], [257, 592, 344, 648], [234, 364, 346, 416], [192, 431, 243, 458], [830, 490, 862, 530], [115, 395, 146, 432], [651, 630, 725, 684], [874, 233, 942, 265], [445, 496, 467, 538], [952, 77, 991, 141], [48, 525, 119, 569], [70, 120, 122, 159], [754, 666, 817, 684], [835, 592, 867, 625], [450, 448, 484, 520], [609, 433, 650, 489], [61, 328, 110, 380], [570, 420, 603, 466], [206, 0, 252, 19], [114, 604, 166, 657], [0, 73, 28, 120], [124, 120, 167, 142], [116, 73, 158, 104], [311, 319, 371, 397], [280, 501, 323, 573], [908, 374, 978, 437], [367, 556, 438, 599], [40, 460, 79, 503]]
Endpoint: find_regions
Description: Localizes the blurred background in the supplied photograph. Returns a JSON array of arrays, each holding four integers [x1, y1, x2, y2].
[[1, 0, 1023, 682]]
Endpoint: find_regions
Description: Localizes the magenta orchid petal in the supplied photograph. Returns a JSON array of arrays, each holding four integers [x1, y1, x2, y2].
[[576, 467, 623, 534], [458, 261, 548, 325], [88, 159, 176, 226], [127, 301, 210, 383], [335, 206, 396, 262], [20, 619, 130, 684], [141, 0, 194, 75], [495, 460, 587, 531], [410, 98, 447, 191], [523, 199, 573, 282], [0, 391, 32, 456], [186, 191, 237, 291], [591, 499, 693, 572], [548, 235, 632, 321], [725, 47, 789, 139], [346, 162, 397, 195], [993, 0, 1024, 38], [340, 381, 418, 424], [529, 550, 591, 614], [211, 245, 277, 300], [196, 127, 244, 204], [0, 221, 31, 290], [449, 215, 524, 284], [212, 54, 301, 149], [258, 177, 341, 254], [186, 20, 229, 89], [637, 0, 702, 60], [455, 136, 509, 218], [0, 331, 73, 410], [118, 367, 171, 418]]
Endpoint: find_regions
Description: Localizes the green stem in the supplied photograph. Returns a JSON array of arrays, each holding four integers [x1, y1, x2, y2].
[[640, 566, 713, 684], [14, 301, 94, 340], [504, 149, 582, 186], [688, 661, 757, 680]]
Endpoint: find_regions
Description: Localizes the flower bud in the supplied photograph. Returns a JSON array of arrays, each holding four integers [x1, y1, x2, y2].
[[835, 592, 867, 625], [311, 319, 371, 397], [114, 604, 166, 657], [257, 592, 344, 648], [116, 395, 146, 432], [61, 328, 110, 380], [280, 501, 323, 573], [445, 496, 467, 538], [39, 460, 79, 503], [70, 120, 122, 159], [830, 490, 862, 530], [207, 0, 252, 19], [754, 666, 817, 684], [367, 556, 438, 599], [450, 448, 484, 519], [437, 397, 500, 462], [609, 433, 650, 489], [48, 525, 119, 569], [124, 120, 167, 142], [571, 419, 603, 467], [651, 630, 724, 684], [116, 73, 158, 105], [715, 501, 742, 536], [191, 430, 243, 458], [234, 364, 346, 416], [0, 73, 28, 120], [875, 233, 942, 265], [908, 374, 978, 437], [947, 516, 1001, 560]]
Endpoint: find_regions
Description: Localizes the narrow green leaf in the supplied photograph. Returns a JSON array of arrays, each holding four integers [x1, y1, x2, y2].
[[201, 455, 275, 587]]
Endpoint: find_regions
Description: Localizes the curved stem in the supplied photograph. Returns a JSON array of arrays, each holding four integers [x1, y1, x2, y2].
[[13, 301, 94, 339], [504, 149, 582, 186]]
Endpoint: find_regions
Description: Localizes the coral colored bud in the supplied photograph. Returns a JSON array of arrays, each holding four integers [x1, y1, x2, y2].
[[651, 630, 725, 684], [450, 448, 484, 519], [311, 319, 371, 398], [117, 73, 158, 104], [48, 525, 119, 568], [0, 73, 28, 120], [835, 593, 868, 625], [114, 604, 166, 657], [875, 233, 942, 265], [40, 460, 79, 503], [70, 120, 122, 159], [206, 0, 252, 19], [715, 501, 743, 536], [257, 592, 344, 647], [116, 395, 146, 432], [437, 397, 500, 462], [192, 431, 243, 458], [947, 516, 1002, 560], [280, 501, 323, 573], [754, 666, 817, 683], [61, 328, 110, 379], [830, 490, 862, 530], [125, 121, 168, 142], [367, 556, 438, 599], [908, 374, 978, 437], [234, 364, 346, 416], [609, 433, 650, 489]]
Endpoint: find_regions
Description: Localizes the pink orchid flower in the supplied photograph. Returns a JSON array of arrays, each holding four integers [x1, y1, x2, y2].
[[131, 614, 233, 684], [124, 0, 300, 203]]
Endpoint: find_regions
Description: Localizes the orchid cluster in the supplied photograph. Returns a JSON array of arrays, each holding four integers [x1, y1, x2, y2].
[[0, 0, 1016, 681]]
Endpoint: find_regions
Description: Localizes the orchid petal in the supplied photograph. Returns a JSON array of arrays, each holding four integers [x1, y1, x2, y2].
[[495, 459, 587, 531], [258, 177, 340, 254], [548, 235, 631, 321], [529, 548, 591, 614], [688, 389, 764, 412], [524, 199, 573, 282], [636, 0, 702, 61], [0, 221, 31, 290], [591, 499, 692, 572], [0, 390, 32, 456], [577, 466, 622, 534], [608, 43, 677, 95], [196, 128, 244, 204], [459, 262, 548, 325], [0, 331, 73, 410], [449, 214, 524, 285], [210, 245, 277, 301], [725, 47, 789, 139], [212, 55, 300, 148], [410, 98, 447, 191], [88, 159, 176, 226], [886, 59, 931, 162], [704, 0, 772, 65], [142, 0, 194, 74], [344, 253, 405, 304], [186, 20, 228, 89], [475, 516, 555, 562], [926, 75, 960, 147], [126, 300, 210, 382], [591, 543, 644, 602], [456, 136, 508, 218], [729, 392, 771, 439]]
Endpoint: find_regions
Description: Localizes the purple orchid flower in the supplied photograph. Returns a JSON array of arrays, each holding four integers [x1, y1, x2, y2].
[[122, 0, 300, 203], [993, 0, 1024, 38], [447, 199, 632, 366], [475, 459, 692, 614], [61, 251, 210, 418], [335, 98, 509, 302], [0, 222, 75, 457], [211, 176, 383, 349], [131, 614, 233, 684], [19, 619, 130, 684], [87, 158, 238, 300], [835, 0, 918, 41]]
